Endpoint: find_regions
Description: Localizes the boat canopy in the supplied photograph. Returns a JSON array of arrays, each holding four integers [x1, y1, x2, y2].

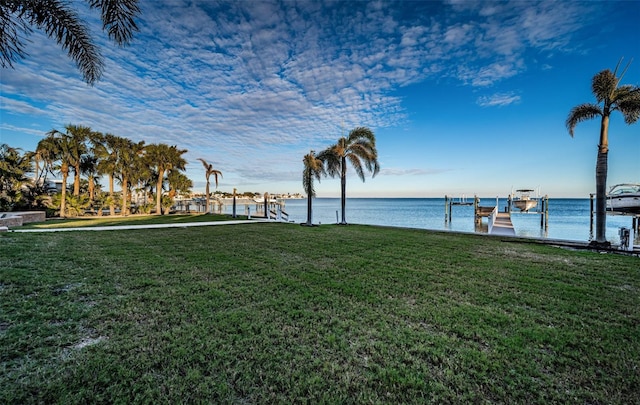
[[608, 183, 640, 196]]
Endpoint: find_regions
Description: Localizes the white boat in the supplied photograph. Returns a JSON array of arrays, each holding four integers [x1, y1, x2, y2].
[[253, 197, 279, 204], [606, 183, 640, 214], [511, 189, 538, 212]]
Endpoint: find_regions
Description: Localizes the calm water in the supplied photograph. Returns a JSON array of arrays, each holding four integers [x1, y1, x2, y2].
[[224, 198, 637, 245]]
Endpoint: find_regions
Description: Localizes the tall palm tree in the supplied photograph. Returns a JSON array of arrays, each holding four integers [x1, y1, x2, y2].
[[302, 150, 325, 226], [1, 0, 140, 85], [36, 131, 74, 217], [95, 133, 121, 216], [197, 158, 222, 214], [319, 127, 380, 225], [25, 148, 46, 187], [80, 154, 99, 204], [47, 125, 91, 196], [145, 144, 187, 215], [114, 138, 144, 216], [566, 61, 640, 245]]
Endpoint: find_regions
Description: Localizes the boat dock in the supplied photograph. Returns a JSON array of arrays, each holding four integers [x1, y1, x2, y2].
[[490, 211, 516, 235], [446, 195, 547, 237], [474, 203, 515, 236]]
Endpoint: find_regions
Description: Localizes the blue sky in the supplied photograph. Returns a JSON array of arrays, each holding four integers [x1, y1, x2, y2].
[[1, 0, 639, 198]]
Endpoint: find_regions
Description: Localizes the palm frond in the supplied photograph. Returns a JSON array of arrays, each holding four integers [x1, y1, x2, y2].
[[302, 151, 325, 197], [317, 145, 341, 178], [0, 3, 30, 68], [211, 170, 222, 188], [347, 127, 376, 145], [591, 69, 618, 104], [617, 88, 640, 124], [26, 0, 104, 84], [88, 0, 140, 45], [566, 103, 602, 137], [2, 0, 140, 84], [197, 157, 212, 172], [347, 153, 366, 182]]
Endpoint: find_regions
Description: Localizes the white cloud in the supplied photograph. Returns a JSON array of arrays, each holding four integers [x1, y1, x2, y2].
[[380, 168, 449, 176], [476, 92, 521, 107]]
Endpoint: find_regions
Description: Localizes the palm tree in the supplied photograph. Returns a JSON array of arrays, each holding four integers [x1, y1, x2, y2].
[[80, 154, 99, 206], [197, 158, 222, 214], [36, 131, 74, 217], [116, 138, 145, 216], [145, 144, 187, 215], [1, 0, 140, 85], [166, 170, 193, 213], [566, 61, 640, 245], [0, 144, 32, 210], [25, 148, 46, 188], [302, 150, 326, 226], [95, 133, 121, 216], [47, 125, 91, 197], [319, 127, 380, 225]]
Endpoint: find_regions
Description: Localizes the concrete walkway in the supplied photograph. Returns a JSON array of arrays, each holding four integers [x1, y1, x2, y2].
[[11, 219, 272, 233]]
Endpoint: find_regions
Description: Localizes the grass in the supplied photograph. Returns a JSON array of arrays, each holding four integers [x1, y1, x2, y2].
[[1, 223, 638, 403], [18, 213, 250, 229]]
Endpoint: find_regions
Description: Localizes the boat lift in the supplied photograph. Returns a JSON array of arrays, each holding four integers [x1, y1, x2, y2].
[[445, 193, 549, 236], [590, 193, 640, 250], [507, 190, 549, 231]]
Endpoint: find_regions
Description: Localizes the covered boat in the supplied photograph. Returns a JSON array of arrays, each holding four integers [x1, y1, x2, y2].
[[606, 183, 640, 214], [511, 189, 538, 212]]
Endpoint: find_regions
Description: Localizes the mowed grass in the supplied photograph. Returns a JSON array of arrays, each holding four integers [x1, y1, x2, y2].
[[1, 223, 638, 403], [18, 213, 250, 229]]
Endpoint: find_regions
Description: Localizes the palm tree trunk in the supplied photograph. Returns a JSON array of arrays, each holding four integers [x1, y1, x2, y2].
[[122, 178, 128, 216], [340, 157, 347, 224], [89, 176, 95, 202], [305, 174, 313, 225], [73, 164, 81, 196], [60, 165, 68, 218], [205, 180, 210, 214], [593, 115, 610, 245], [594, 150, 608, 243], [34, 159, 41, 184], [156, 170, 164, 215]]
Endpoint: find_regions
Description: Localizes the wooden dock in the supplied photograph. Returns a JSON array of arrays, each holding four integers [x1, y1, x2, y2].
[[473, 203, 516, 236], [447, 196, 519, 236]]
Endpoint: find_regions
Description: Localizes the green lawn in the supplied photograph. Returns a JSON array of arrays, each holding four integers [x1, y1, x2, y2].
[[18, 213, 250, 229], [1, 223, 638, 403]]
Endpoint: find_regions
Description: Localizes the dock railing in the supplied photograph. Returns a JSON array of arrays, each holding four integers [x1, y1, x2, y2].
[[488, 205, 498, 234]]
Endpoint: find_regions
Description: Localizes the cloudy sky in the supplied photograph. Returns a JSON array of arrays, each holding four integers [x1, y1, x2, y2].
[[1, 0, 639, 198]]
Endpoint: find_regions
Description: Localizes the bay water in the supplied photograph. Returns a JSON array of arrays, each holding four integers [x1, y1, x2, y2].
[[266, 198, 636, 245]]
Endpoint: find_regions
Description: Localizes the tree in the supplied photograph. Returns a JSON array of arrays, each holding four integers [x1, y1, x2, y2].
[[46, 125, 91, 197], [80, 154, 99, 205], [0, 144, 32, 210], [145, 144, 187, 215], [1, 0, 140, 85], [64, 193, 90, 217], [95, 133, 121, 215], [301, 150, 325, 226], [116, 138, 145, 216], [166, 170, 192, 213], [36, 130, 75, 217], [302, 151, 327, 226], [566, 61, 640, 246], [319, 127, 380, 225], [197, 158, 222, 214]]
